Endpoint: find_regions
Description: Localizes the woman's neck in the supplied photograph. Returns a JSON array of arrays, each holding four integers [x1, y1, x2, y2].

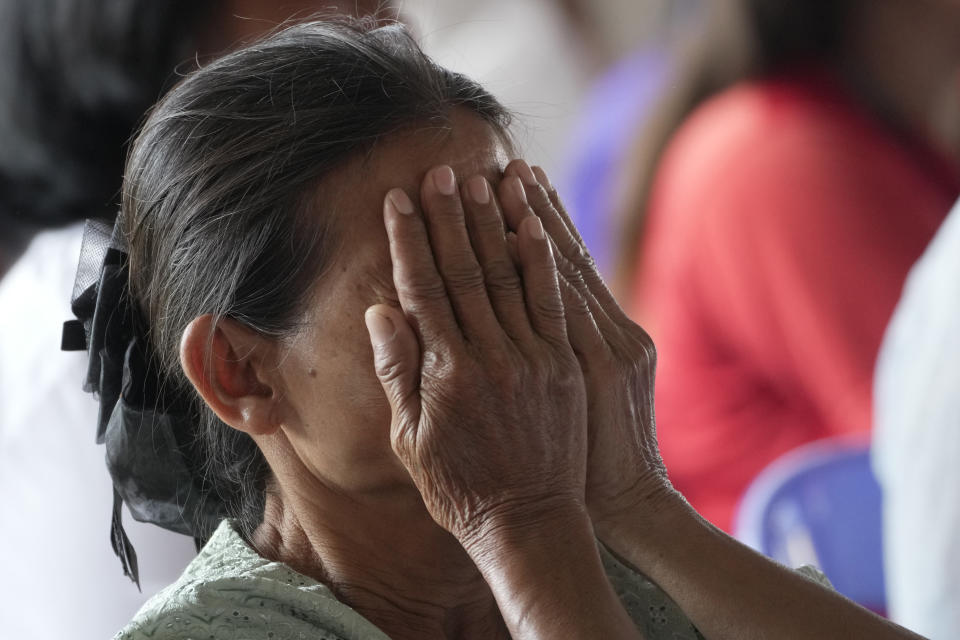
[[251, 470, 510, 639], [842, 0, 960, 162]]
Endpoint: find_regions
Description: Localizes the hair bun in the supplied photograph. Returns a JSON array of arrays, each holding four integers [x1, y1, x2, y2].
[[62, 219, 226, 587]]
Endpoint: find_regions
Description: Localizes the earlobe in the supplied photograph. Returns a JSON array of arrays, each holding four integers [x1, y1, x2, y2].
[[179, 315, 281, 436]]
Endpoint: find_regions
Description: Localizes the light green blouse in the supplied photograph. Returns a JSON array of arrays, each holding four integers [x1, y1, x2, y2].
[[114, 519, 814, 639]]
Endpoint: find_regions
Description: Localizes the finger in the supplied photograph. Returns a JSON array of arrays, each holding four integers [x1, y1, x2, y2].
[[551, 237, 619, 337], [365, 304, 422, 454], [506, 232, 520, 269], [505, 160, 586, 271], [420, 166, 503, 344], [529, 164, 626, 321], [531, 164, 586, 246], [517, 215, 567, 345], [502, 160, 616, 331], [508, 161, 626, 325], [495, 174, 535, 236], [383, 187, 461, 345], [557, 273, 606, 365], [461, 175, 534, 343]]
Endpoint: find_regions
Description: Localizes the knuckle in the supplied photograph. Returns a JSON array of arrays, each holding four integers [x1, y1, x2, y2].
[[430, 200, 465, 223], [373, 351, 403, 380], [563, 279, 591, 308], [422, 346, 457, 377], [469, 209, 505, 235], [639, 333, 657, 367], [565, 287, 591, 316], [531, 296, 565, 323], [487, 351, 521, 387], [625, 326, 657, 368], [554, 250, 577, 275], [581, 255, 601, 278], [529, 185, 554, 211], [550, 233, 589, 269], [546, 360, 582, 393], [440, 260, 486, 293], [566, 239, 590, 266], [549, 194, 571, 219], [486, 278, 524, 303], [390, 423, 416, 459], [559, 258, 587, 288], [399, 273, 448, 304], [483, 263, 523, 296]]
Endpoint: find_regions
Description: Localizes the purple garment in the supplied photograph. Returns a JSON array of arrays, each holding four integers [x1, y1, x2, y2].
[[560, 49, 669, 277]]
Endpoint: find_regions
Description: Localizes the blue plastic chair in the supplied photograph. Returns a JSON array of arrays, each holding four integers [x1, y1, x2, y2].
[[732, 437, 887, 614]]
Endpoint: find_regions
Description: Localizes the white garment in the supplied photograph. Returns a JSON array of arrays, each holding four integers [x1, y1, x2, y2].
[[115, 519, 718, 640], [0, 226, 196, 639], [873, 200, 960, 639]]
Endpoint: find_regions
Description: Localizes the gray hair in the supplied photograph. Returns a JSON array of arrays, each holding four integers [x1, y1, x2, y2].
[[121, 17, 511, 539]]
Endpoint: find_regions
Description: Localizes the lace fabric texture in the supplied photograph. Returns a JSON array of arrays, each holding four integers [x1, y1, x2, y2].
[[115, 520, 389, 640], [116, 519, 828, 639]]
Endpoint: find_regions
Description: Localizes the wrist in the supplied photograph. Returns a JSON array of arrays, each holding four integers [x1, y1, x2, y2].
[[459, 494, 593, 570], [593, 485, 696, 573], [460, 495, 645, 639]]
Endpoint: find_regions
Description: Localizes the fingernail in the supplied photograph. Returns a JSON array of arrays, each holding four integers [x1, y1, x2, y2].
[[529, 216, 545, 240], [516, 160, 538, 187], [433, 166, 456, 196], [387, 189, 414, 215], [531, 166, 551, 189], [510, 176, 528, 205], [365, 309, 396, 346], [467, 176, 490, 204]]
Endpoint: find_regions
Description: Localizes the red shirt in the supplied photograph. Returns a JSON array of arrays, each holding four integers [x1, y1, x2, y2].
[[633, 70, 960, 532]]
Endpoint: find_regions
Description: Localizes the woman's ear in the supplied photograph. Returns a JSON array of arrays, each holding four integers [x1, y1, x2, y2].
[[179, 315, 281, 436]]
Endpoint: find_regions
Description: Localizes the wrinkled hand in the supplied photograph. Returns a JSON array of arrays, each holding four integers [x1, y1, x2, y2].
[[496, 160, 678, 537], [365, 165, 589, 551]]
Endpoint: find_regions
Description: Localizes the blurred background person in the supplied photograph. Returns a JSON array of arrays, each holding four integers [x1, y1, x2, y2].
[[609, 0, 960, 533], [559, 0, 705, 277], [405, 0, 693, 189], [0, 1, 392, 638], [874, 197, 960, 639]]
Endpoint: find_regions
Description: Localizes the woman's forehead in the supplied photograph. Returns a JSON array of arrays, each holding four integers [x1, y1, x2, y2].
[[324, 112, 509, 228], [311, 111, 510, 293], [370, 112, 510, 193]]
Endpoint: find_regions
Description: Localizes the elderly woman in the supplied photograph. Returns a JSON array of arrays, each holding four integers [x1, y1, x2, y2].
[[73, 18, 920, 640]]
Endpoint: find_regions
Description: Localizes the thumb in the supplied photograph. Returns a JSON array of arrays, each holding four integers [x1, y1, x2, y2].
[[364, 304, 422, 439]]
